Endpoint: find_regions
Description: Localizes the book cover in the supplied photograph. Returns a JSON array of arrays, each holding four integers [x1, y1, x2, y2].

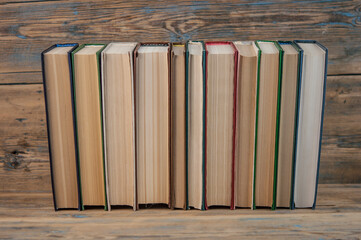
[[41, 43, 80, 211]]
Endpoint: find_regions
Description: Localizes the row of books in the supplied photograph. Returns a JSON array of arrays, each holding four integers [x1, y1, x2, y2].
[[42, 40, 327, 211]]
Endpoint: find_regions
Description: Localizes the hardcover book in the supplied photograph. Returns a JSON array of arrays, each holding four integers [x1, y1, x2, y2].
[[101, 42, 138, 210], [204, 41, 238, 209], [293, 40, 328, 209], [233, 41, 258, 209], [72, 44, 108, 210], [42, 43, 80, 211], [186, 41, 206, 210], [170, 43, 187, 209], [276, 41, 302, 209], [253, 40, 283, 210], [134, 43, 171, 208]]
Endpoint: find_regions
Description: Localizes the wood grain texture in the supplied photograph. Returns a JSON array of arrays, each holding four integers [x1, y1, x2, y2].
[[320, 75, 361, 184], [0, 184, 360, 239], [0, 84, 50, 193], [0, 0, 360, 84]]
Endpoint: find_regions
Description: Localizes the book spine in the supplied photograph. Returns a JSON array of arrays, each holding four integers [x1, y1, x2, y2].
[[271, 41, 284, 210], [203, 42, 207, 211], [96, 44, 109, 211], [230, 42, 238, 210], [41, 44, 58, 211], [68, 44, 81, 211], [167, 44, 172, 209], [252, 41, 262, 210], [71, 44, 86, 210], [185, 42, 190, 210], [313, 41, 328, 210], [290, 43, 303, 210], [100, 46, 111, 211], [133, 43, 141, 211]]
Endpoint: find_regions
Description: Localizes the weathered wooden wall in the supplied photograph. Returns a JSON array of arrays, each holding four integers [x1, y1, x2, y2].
[[0, 0, 360, 196]]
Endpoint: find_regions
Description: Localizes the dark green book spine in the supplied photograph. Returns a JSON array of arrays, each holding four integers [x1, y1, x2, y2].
[[272, 41, 284, 210], [252, 43, 261, 210], [185, 43, 190, 210]]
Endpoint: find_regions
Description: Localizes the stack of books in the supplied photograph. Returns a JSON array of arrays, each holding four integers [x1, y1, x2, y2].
[[41, 40, 327, 211]]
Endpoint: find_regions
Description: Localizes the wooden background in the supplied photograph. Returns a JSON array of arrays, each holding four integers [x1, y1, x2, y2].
[[0, 0, 360, 198]]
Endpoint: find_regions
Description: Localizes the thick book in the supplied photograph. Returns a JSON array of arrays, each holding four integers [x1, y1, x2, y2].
[[276, 41, 302, 209], [204, 41, 238, 209], [233, 41, 258, 209], [186, 41, 206, 210], [41, 43, 81, 211], [101, 42, 138, 210], [293, 40, 328, 209], [253, 40, 283, 210], [134, 43, 171, 208], [170, 43, 187, 209], [72, 44, 108, 210]]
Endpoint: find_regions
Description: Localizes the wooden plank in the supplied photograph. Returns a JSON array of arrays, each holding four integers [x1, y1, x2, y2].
[[0, 0, 360, 84], [0, 185, 360, 239], [0, 75, 359, 194], [320, 75, 361, 183], [0, 71, 41, 84], [0, 84, 50, 194]]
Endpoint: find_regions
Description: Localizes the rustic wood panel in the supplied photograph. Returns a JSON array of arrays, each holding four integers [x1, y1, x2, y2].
[[321, 75, 361, 183], [0, 75, 359, 195], [0, 185, 360, 239], [0, 84, 50, 193], [0, 0, 360, 84]]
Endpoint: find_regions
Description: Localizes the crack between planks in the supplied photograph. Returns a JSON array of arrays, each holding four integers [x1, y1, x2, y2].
[[0, 0, 64, 6]]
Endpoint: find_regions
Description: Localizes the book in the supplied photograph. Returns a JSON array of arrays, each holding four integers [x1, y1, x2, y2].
[[204, 42, 238, 209], [101, 42, 138, 210], [41, 43, 80, 210], [293, 40, 328, 209], [276, 41, 301, 209], [186, 41, 205, 210], [72, 44, 107, 210], [233, 41, 258, 209], [253, 40, 283, 210], [170, 43, 187, 209], [134, 43, 171, 207]]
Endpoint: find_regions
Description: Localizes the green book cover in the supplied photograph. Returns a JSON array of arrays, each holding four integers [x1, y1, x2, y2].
[[71, 44, 108, 211], [253, 40, 284, 210]]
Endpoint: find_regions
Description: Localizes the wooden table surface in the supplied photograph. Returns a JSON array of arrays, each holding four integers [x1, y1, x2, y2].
[[0, 184, 360, 239]]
